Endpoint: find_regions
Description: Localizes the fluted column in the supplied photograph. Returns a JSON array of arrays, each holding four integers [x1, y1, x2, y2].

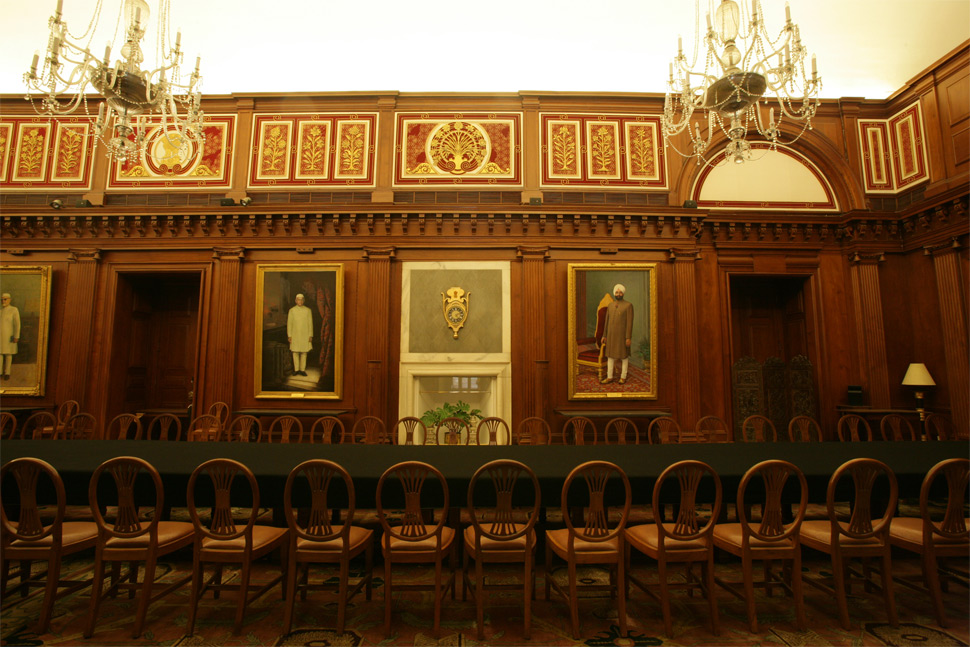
[[201, 247, 244, 413], [59, 249, 101, 410], [849, 252, 890, 408], [927, 239, 969, 432], [670, 249, 701, 428], [363, 247, 395, 420], [517, 246, 549, 419]]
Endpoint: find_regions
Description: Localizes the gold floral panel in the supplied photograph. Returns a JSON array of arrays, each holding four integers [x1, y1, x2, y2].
[[108, 115, 235, 190], [248, 113, 377, 188], [0, 117, 95, 191], [394, 113, 521, 186], [540, 113, 666, 189]]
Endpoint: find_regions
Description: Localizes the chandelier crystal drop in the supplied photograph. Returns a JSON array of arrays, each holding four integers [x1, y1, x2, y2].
[[24, 0, 205, 163], [662, 0, 821, 165]]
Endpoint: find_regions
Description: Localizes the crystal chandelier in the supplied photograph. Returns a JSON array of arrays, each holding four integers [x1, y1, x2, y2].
[[663, 0, 821, 165], [24, 0, 204, 163]]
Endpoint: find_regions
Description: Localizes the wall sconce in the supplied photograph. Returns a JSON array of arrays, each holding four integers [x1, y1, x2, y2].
[[239, 196, 252, 206], [902, 362, 936, 425], [50, 199, 64, 209]]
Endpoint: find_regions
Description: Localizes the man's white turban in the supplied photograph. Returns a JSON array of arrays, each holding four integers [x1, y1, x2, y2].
[[613, 284, 626, 296]]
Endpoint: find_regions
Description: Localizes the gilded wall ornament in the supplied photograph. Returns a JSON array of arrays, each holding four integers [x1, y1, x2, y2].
[[441, 287, 469, 339]]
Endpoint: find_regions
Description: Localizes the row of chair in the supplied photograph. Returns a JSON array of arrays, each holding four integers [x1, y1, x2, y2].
[[4, 406, 957, 444], [3, 455, 966, 640]]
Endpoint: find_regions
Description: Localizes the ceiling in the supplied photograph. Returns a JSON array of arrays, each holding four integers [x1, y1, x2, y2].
[[1, 0, 967, 100]]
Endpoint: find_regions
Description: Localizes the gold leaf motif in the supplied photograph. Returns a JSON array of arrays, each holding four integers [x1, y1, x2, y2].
[[56, 127, 83, 176], [429, 121, 486, 175], [340, 124, 364, 173], [190, 164, 215, 176], [0, 129, 8, 165], [406, 162, 436, 175], [590, 125, 615, 174], [260, 125, 288, 176], [18, 128, 45, 178], [629, 126, 655, 176], [479, 162, 511, 174], [120, 165, 149, 177], [300, 125, 326, 175], [552, 125, 576, 174]]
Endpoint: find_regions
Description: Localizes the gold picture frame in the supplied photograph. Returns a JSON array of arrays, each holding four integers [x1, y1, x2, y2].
[[0, 265, 52, 397], [255, 264, 343, 399], [568, 263, 657, 400]]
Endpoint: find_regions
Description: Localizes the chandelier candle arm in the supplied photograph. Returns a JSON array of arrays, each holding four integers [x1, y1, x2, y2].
[[24, 0, 206, 164]]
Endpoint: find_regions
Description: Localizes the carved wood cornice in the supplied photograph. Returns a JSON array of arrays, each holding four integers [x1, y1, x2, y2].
[[211, 247, 245, 260], [67, 248, 101, 262]]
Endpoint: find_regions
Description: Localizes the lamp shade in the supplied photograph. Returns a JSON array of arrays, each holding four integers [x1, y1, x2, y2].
[[901, 363, 936, 387]]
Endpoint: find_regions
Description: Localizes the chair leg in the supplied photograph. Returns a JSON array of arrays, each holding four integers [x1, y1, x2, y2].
[[658, 558, 673, 637], [524, 552, 533, 640], [617, 557, 627, 636], [128, 560, 139, 599], [133, 557, 156, 639], [831, 553, 852, 631], [742, 553, 758, 633], [364, 543, 373, 601], [791, 552, 807, 632], [880, 549, 898, 627], [187, 553, 203, 636], [18, 560, 31, 597], [544, 542, 552, 600], [383, 555, 392, 638], [37, 551, 62, 634], [567, 558, 579, 639], [337, 558, 349, 633], [433, 556, 443, 637], [234, 560, 251, 635], [475, 557, 485, 640], [1, 558, 9, 598], [923, 551, 948, 628], [705, 555, 720, 635], [84, 553, 107, 639], [282, 552, 298, 635]]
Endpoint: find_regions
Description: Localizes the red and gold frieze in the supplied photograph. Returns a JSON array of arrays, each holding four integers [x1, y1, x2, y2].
[[857, 101, 928, 194], [540, 114, 666, 189], [109, 115, 235, 190], [0, 116, 95, 191], [394, 113, 521, 187], [248, 113, 377, 188]]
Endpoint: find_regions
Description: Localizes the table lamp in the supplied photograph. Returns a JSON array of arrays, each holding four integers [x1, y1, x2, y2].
[[901, 363, 935, 424]]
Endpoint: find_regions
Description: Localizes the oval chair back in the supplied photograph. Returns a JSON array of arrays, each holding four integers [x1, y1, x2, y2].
[[106, 413, 143, 440], [741, 414, 777, 442], [787, 415, 822, 442], [309, 416, 344, 443], [475, 417, 510, 445], [515, 417, 551, 445]]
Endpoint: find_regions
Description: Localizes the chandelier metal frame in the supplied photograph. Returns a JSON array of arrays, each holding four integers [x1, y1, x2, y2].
[[663, 0, 821, 165], [24, 0, 205, 164]]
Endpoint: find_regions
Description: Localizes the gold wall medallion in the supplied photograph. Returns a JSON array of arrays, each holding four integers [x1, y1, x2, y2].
[[441, 287, 469, 338]]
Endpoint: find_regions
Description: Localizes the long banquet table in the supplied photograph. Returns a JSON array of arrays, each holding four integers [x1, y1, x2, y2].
[[3, 439, 967, 511]]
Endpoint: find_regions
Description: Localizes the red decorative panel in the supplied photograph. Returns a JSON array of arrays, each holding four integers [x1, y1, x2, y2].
[[540, 114, 666, 189], [858, 121, 893, 192], [248, 113, 377, 188], [856, 101, 929, 194], [0, 117, 95, 191], [889, 103, 929, 190], [108, 115, 235, 190], [394, 113, 521, 187]]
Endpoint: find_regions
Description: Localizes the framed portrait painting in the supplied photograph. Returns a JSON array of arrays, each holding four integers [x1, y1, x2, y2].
[[0, 265, 52, 397], [568, 263, 657, 400], [255, 264, 343, 399]]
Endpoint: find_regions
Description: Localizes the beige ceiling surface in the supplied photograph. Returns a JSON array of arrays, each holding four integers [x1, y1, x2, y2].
[[1, 0, 967, 100]]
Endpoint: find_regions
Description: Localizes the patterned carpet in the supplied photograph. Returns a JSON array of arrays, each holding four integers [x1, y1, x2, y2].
[[2, 549, 967, 647]]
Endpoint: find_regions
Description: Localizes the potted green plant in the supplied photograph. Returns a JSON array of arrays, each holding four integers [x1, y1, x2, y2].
[[420, 400, 483, 429]]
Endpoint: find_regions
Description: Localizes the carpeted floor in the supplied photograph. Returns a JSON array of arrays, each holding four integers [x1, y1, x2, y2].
[[2, 548, 967, 647]]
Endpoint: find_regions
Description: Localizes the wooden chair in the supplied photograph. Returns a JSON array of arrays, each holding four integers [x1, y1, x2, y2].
[[475, 416, 510, 445], [836, 413, 873, 441], [695, 415, 732, 442], [84, 456, 195, 639], [207, 401, 230, 434], [392, 416, 425, 445], [515, 416, 551, 445], [712, 459, 809, 632], [576, 292, 613, 381], [376, 461, 456, 638], [186, 414, 222, 442], [740, 414, 777, 442], [282, 459, 373, 634], [309, 415, 344, 443], [351, 415, 387, 444], [21, 411, 57, 439], [268, 415, 304, 443], [889, 458, 969, 628], [186, 458, 289, 635], [146, 413, 182, 440], [924, 413, 955, 440], [545, 460, 631, 639], [52, 400, 79, 437], [880, 413, 918, 441], [647, 416, 681, 443], [463, 459, 541, 640], [0, 412, 16, 439], [626, 459, 722, 636], [225, 414, 261, 442], [563, 415, 596, 445], [59, 412, 98, 440], [798, 457, 898, 630], [1, 458, 98, 633], [436, 416, 470, 445], [787, 415, 822, 442], [105, 413, 143, 440], [604, 416, 638, 444]]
